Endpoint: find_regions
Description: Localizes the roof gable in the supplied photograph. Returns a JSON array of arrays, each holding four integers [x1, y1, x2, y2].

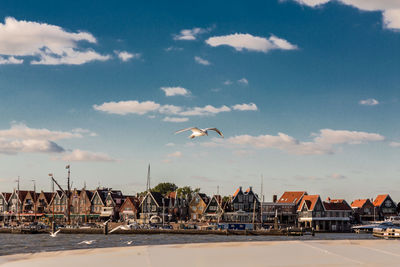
[[373, 194, 389, 207], [297, 195, 322, 211]]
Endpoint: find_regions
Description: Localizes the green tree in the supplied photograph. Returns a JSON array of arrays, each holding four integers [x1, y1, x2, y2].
[[152, 182, 178, 195], [176, 186, 201, 198]]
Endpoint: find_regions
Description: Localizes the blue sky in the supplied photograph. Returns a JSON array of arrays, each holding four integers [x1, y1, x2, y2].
[[0, 0, 399, 201]]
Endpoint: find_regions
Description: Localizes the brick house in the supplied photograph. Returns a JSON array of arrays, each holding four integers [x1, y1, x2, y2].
[[188, 193, 209, 221], [119, 196, 139, 222], [35, 191, 54, 214]]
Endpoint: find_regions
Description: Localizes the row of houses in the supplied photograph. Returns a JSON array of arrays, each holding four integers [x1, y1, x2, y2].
[[1, 186, 399, 231]]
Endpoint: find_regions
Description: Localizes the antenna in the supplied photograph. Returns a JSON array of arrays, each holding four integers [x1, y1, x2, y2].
[[261, 174, 264, 202], [217, 185, 220, 195], [146, 164, 151, 192]]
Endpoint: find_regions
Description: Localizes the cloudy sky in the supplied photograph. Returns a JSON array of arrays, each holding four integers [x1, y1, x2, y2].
[[0, 0, 399, 200]]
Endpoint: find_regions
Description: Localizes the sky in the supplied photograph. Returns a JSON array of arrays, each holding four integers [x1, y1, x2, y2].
[[0, 0, 399, 201]]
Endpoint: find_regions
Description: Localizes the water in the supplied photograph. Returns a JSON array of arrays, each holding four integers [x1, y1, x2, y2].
[[0, 233, 377, 256]]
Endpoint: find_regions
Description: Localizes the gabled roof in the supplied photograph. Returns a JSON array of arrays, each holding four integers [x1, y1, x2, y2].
[[233, 188, 242, 197], [373, 194, 390, 207], [297, 195, 320, 211], [205, 195, 223, 213], [278, 191, 307, 205], [351, 199, 372, 209], [323, 199, 352, 211], [121, 196, 139, 210], [1, 192, 12, 203]]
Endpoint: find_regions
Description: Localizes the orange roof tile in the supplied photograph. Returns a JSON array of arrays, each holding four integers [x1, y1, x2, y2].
[[351, 199, 369, 208], [278, 191, 307, 205], [373, 194, 389, 207], [233, 188, 241, 197], [297, 195, 320, 211], [323, 199, 352, 210]]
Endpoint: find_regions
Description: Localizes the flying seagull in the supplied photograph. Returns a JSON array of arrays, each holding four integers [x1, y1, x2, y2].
[[50, 229, 60, 237], [175, 127, 224, 139]]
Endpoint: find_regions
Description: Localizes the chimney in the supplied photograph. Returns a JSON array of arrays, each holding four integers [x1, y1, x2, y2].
[[249, 186, 252, 192], [273, 195, 277, 203], [239, 186, 242, 191], [327, 197, 331, 202]]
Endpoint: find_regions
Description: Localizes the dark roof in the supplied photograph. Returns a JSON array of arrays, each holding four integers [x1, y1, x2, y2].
[[2, 192, 12, 202], [43, 192, 54, 204], [198, 193, 209, 204], [150, 191, 166, 206], [323, 199, 352, 211]]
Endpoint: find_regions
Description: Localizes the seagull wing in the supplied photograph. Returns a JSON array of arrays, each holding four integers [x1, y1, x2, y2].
[[175, 127, 200, 134], [54, 229, 60, 235], [205, 128, 224, 138]]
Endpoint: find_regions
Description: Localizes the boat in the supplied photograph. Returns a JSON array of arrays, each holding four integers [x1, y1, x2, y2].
[[373, 227, 400, 238]]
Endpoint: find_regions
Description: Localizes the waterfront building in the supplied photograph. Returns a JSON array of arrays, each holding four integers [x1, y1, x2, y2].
[[297, 195, 325, 230], [0, 192, 11, 221], [322, 199, 353, 231], [102, 190, 124, 220], [119, 196, 140, 222], [203, 195, 223, 222], [351, 198, 376, 222], [224, 186, 260, 223], [48, 191, 68, 218], [188, 192, 209, 221], [166, 191, 189, 222], [373, 194, 397, 220], [35, 191, 53, 214], [261, 191, 307, 224], [139, 191, 169, 223], [91, 188, 108, 215], [78, 189, 94, 222]]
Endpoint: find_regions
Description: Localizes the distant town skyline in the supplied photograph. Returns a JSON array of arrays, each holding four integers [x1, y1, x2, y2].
[[0, 0, 399, 200]]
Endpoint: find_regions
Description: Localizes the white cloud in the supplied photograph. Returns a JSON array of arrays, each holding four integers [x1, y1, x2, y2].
[[0, 123, 83, 141], [161, 86, 190, 97], [0, 138, 65, 154], [205, 33, 298, 53], [114, 51, 141, 62], [223, 80, 233, 85], [59, 149, 115, 162], [328, 173, 347, 179], [94, 100, 253, 118], [0, 56, 23, 64], [194, 56, 211, 65], [237, 78, 249, 85], [359, 98, 379, 106], [163, 117, 189, 123], [167, 151, 182, 158], [174, 27, 209, 41], [93, 100, 161, 115], [389, 142, 400, 147], [292, 0, 400, 30], [165, 142, 175, 147], [232, 103, 258, 111], [178, 105, 231, 116], [205, 129, 384, 155], [165, 46, 183, 52], [0, 17, 110, 65]]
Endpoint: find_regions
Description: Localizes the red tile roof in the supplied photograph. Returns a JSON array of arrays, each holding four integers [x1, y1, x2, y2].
[[278, 191, 307, 205], [297, 195, 320, 211], [373, 194, 389, 207], [351, 199, 370, 208], [167, 191, 177, 199], [233, 188, 241, 197]]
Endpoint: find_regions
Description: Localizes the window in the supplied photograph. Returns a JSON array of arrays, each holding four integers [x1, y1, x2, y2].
[[249, 195, 253, 202], [151, 206, 156, 212], [238, 195, 243, 202]]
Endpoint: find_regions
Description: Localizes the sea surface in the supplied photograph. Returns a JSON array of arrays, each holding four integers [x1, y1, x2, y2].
[[0, 233, 377, 256]]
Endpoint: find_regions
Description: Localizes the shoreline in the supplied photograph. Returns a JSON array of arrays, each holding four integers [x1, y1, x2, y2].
[[1, 239, 400, 267]]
